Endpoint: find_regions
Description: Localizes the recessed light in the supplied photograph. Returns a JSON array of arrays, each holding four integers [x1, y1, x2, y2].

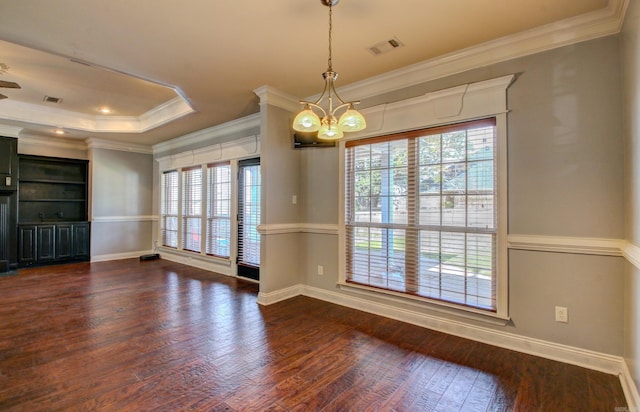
[[54, 129, 65, 135], [98, 107, 111, 114]]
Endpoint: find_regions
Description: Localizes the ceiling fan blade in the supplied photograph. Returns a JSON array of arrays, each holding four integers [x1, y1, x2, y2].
[[0, 93, 7, 100], [0, 80, 20, 89]]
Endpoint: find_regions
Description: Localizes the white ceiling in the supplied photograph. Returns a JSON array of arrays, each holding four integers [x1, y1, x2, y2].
[[0, 0, 622, 146]]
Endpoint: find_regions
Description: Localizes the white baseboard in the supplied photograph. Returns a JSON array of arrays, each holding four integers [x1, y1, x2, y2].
[[257, 284, 302, 305], [620, 360, 640, 411], [159, 248, 232, 277], [91, 249, 153, 262]]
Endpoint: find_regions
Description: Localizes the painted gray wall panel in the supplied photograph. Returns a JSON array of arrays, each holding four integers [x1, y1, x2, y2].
[[625, 263, 640, 393], [508, 250, 624, 355], [261, 105, 301, 225], [507, 38, 623, 238], [621, 0, 640, 395], [90, 148, 154, 257], [91, 221, 154, 256], [300, 147, 339, 224], [259, 103, 302, 293], [92, 148, 153, 217]]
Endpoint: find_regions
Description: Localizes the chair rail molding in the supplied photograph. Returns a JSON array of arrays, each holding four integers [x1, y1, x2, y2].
[[507, 234, 625, 257]]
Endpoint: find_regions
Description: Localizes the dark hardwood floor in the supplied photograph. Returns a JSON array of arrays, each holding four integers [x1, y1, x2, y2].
[[0, 259, 627, 411]]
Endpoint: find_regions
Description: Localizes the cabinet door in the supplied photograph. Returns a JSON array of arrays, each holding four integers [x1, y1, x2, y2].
[[72, 223, 90, 259], [37, 225, 55, 262], [18, 226, 37, 265], [55, 224, 72, 260]]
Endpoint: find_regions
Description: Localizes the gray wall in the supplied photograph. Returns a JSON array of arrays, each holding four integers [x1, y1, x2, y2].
[[300, 147, 339, 224], [622, 0, 640, 395], [90, 148, 154, 258], [298, 35, 626, 355], [259, 103, 303, 293]]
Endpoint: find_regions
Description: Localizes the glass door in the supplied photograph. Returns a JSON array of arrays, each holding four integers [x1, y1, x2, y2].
[[237, 158, 260, 280]]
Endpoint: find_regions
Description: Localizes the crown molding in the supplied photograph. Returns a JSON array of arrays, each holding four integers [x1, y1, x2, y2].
[[0, 125, 22, 138], [156, 134, 260, 171], [253, 85, 301, 112], [0, 96, 194, 134], [330, 0, 628, 103], [86, 137, 153, 154], [153, 113, 260, 155], [18, 133, 87, 152]]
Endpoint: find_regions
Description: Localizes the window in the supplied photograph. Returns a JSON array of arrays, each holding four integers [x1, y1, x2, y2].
[[345, 118, 501, 313], [161, 170, 178, 248], [206, 162, 231, 258], [181, 167, 202, 253], [238, 160, 261, 268], [160, 163, 233, 259]]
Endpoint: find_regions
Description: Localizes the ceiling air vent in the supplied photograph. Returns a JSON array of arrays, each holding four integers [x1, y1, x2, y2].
[[368, 37, 404, 56], [43, 96, 62, 104]]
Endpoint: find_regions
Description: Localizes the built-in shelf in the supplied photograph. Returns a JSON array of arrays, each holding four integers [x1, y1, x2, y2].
[[17, 155, 90, 267]]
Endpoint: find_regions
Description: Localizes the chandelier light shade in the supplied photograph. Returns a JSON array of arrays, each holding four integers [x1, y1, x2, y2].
[[292, 104, 321, 132], [292, 0, 366, 140]]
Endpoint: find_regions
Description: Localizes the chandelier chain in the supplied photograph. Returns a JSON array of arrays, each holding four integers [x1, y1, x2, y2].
[[328, 2, 333, 71], [292, 0, 366, 139]]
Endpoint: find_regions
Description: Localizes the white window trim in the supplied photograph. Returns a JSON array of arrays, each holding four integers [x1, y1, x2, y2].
[[338, 75, 514, 319], [155, 135, 260, 276]]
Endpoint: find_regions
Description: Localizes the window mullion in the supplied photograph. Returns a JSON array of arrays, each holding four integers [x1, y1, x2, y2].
[[201, 165, 207, 255], [405, 138, 418, 294], [177, 169, 183, 251], [464, 130, 469, 304]]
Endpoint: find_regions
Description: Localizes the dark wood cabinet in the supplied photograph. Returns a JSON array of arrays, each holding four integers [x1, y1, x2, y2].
[[18, 155, 90, 267], [37, 225, 55, 262], [72, 223, 90, 258], [18, 226, 36, 265], [18, 222, 91, 267], [0, 136, 18, 274], [55, 224, 72, 260]]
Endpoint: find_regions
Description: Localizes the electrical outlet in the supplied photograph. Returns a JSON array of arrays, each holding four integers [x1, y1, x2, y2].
[[292, 195, 297, 204], [317, 265, 324, 275], [555, 306, 568, 323]]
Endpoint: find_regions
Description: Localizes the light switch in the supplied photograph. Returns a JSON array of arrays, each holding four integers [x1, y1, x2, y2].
[[5, 176, 10, 186]]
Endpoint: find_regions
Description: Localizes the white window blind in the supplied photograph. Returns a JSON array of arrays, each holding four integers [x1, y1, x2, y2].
[[238, 160, 261, 267], [206, 162, 231, 258], [181, 166, 202, 253], [161, 170, 178, 248], [345, 118, 498, 312]]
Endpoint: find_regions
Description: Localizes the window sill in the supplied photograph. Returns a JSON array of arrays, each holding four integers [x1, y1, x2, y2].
[[158, 246, 232, 267], [337, 282, 510, 327]]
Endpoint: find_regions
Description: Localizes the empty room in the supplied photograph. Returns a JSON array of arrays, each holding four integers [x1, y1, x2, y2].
[[0, 0, 639, 410]]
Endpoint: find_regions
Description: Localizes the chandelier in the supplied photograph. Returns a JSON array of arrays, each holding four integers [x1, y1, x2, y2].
[[292, 0, 366, 140]]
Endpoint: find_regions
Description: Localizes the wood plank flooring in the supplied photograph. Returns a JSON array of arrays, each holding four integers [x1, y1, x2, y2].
[[0, 258, 628, 411]]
